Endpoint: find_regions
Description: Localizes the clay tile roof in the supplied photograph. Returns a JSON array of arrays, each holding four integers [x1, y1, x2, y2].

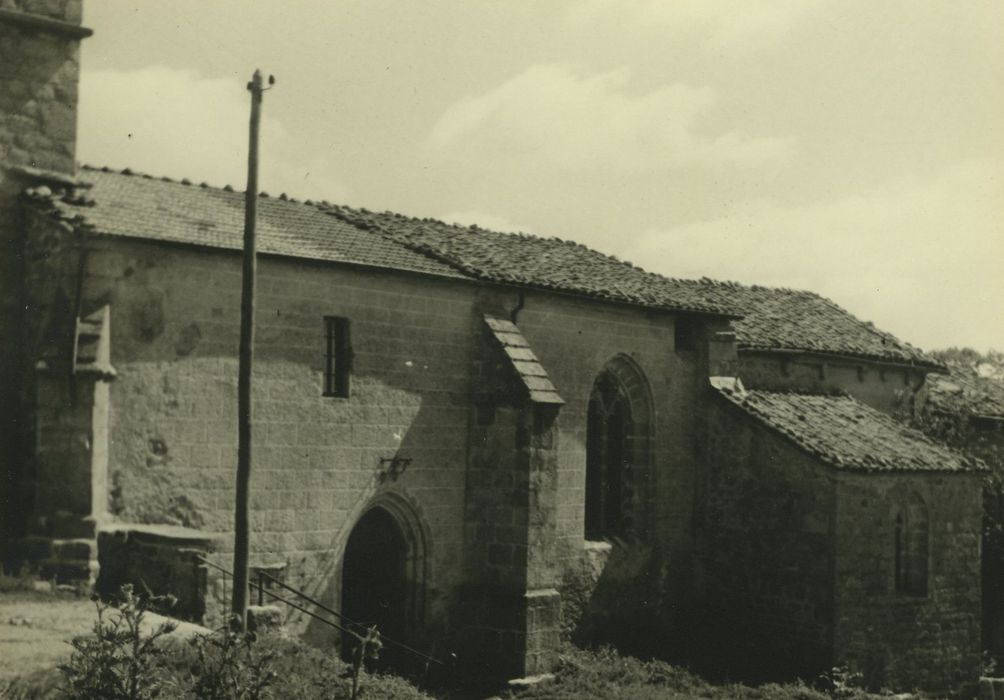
[[926, 364, 1004, 419], [44, 167, 468, 280], [714, 383, 982, 473], [35, 167, 739, 317], [484, 315, 564, 405], [702, 283, 943, 369], [325, 207, 739, 316], [28, 167, 943, 366]]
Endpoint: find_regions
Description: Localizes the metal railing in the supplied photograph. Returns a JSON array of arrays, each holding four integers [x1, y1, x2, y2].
[[196, 555, 444, 667]]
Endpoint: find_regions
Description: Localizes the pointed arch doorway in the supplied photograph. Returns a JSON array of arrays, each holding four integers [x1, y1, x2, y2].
[[341, 507, 406, 664], [340, 495, 429, 668]]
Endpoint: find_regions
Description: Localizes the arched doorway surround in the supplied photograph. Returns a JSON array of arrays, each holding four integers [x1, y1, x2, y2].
[[585, 354, 654, 541], [340, 490, 430, 662]]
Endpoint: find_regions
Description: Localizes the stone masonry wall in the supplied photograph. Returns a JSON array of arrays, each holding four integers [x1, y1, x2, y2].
[[75, 236, 476, 648], [833, 472, 981, 693], [516, 293, 708, 648], [4, 206, 90, 577], [739, 352, 926, 417], [0, 0, 85, 556], [0, 0, 83, 174], [27, 223, 714, 668], [699, 395, 837, 680], [96, 524, 215, 623]]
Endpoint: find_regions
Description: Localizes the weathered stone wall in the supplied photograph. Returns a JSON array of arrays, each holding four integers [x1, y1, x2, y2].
[[0, 178, 27, 554], [96, 524, 215, 622], [462, 322, 563, 677], [0, 0, 86, 556], [739, 352, 925, 416], [515, 295, 711, 649], [698, 394, 837, 680], [70, 236, 475, 647], [6, 206, 89, 575], [0, 0, 83, 174], [832, 472, 981, 693], [26, 224, 713, 669]]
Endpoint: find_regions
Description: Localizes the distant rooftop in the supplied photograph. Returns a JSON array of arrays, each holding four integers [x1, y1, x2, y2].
[[713, 283, 942, 369], [926, 364, 1004, 419], [714, 384, 981, 473], [22, 165, 942, 368]]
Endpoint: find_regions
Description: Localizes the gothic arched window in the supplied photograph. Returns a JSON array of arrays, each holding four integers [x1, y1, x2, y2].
[[585, 371, 633, 540]]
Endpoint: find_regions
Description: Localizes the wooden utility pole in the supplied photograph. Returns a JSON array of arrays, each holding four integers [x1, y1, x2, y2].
[[232, 69, 271, 631]]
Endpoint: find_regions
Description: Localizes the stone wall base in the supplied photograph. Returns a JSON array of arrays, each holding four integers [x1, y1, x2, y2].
[[96, 524, 216, 623]]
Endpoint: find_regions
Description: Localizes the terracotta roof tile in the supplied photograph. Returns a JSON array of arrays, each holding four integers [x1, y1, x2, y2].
[[714, 384, 981, 473], [38, 167, 468, 280], [26, 167, 942, 367], [323, 206, 739, 316], [37, 167, 738, 317], [694, 282, 942, 369]]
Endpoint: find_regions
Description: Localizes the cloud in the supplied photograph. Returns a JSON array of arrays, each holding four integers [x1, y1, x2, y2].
[[621, 158, 1004, 351], [78, 66, 349, 201], [424, 64, 790, 175], [569, 0, 828, 49]]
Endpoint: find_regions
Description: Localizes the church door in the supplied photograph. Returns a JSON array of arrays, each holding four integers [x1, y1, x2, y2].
[[341, 507, 407, 666]]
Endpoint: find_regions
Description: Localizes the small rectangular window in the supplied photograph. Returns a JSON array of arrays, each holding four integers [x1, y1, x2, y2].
[[323, 316, 351, 397], [675, 317, 698, 353]]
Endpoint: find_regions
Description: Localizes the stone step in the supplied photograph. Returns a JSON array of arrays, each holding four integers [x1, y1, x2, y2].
[[39, 556, 97, 584], [52, 538, 96, 562]]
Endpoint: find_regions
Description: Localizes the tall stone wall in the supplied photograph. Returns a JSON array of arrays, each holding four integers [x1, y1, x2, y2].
[[833, 472, 981, 693], [0, 0, 87, 556], [699, 395, 837, 680], [0, 0, 83, 174], [739, 352, 926, 417], [70, 236, 476, 647], [26, 218, 715, 658], [515, 294, 710, 649]]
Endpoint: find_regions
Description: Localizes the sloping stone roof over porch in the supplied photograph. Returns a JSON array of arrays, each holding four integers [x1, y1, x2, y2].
[[713, 382, 983, 473]]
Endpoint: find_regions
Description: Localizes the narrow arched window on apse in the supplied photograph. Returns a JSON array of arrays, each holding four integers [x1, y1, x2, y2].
[[584, 356, 653, 541], [894, 494, 929, 596], [585, 371, 631, 539]]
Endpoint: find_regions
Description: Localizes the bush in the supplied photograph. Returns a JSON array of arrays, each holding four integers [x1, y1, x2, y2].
[[182, 630, 278, 700], [48, 583, 434, 699], [59, 584, 178, 700], [505, 646, 915, 700]]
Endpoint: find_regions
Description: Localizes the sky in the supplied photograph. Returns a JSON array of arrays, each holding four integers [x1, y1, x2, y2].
[[76, 1, 1003, 353]]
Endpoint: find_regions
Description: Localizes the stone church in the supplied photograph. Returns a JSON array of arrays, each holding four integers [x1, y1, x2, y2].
[[0, 1, 986, 692]]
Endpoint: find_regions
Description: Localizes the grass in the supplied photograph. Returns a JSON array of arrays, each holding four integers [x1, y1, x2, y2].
[[0, 588, 435, 699], [0, 590, 940, 699], [504, 647, 928, 700]]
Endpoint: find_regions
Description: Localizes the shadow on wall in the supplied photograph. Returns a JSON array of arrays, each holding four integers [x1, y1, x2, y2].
[[561, 538, 696, 663], [44, 248, 477, 669]]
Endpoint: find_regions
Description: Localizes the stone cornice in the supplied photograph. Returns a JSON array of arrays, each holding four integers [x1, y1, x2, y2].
[[0, 8, 93, 39]]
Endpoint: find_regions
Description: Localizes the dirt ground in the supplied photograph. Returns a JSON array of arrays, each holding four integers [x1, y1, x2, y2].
[[0, 589, 208, 686], [0, 591, 95, 682]]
